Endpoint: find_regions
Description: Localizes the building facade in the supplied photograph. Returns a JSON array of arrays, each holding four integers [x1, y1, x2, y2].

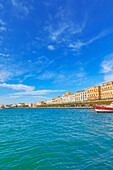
[[87, 86, 101, 100], [55, 96, 62, 103], [75, 91, 81, 102], [80, 90, 87, 102], [36, 101, 45, 105], [101, 81, 113, 99]]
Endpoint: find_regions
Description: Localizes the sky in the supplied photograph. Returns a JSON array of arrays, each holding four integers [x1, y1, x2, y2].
[[0, 0, 113, 104]]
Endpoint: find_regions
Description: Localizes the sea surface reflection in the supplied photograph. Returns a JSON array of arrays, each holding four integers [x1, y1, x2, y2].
[[0, 108, 113, 169]]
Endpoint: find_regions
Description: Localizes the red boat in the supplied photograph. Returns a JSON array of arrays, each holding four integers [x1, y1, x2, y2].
[[93, 102, 113, 113]]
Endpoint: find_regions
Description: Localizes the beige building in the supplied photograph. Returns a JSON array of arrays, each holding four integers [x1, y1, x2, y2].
[[62, 91, 71, 103], [32, 103, 37, 107], [101, 81, 113, 99], [62, 91, 71, 97], [25, 103, 33, 107], [69, 93, 76, 103], [46, 99, 53, 104], [55, 96, 62, 103], [36, 101, 45, 105], [87, 86, 101, 100], [75, 91, 81, 101]]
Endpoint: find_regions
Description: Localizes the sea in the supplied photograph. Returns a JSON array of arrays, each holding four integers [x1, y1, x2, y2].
[[0, 108, 113, 169]]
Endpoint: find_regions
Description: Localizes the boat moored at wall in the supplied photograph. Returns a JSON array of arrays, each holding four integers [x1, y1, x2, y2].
[[93, 102, 113, 113]]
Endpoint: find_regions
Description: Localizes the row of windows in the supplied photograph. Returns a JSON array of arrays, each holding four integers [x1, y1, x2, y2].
[[101, 87, 112, 91], [101, 92, 113, 95], [87, 89, 99, 93], [88, 94, 99, 97], [102, 83, 111, 86], [88, 87, 113, 93]]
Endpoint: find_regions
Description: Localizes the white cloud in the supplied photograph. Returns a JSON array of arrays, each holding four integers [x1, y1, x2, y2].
[[0, 52, 54, 82], [11, 0, 34, 17], [69, 30, 112, 51], [100, 53, 113, 82], [48, 45, 55, 50], [0, 52, 9, 57], [11, 0, 29, 15], [0, 71, 13, 82], [47, 21, 85, 42], [0, 27, 6, 31], [0, 19, 5, 25], [104, 74, 113, 82], [0, 83, 35, 91], [9, 95, 21, 99], [0, 3, 3, 9], [69, 40, 85, 50], [0, 19, 6, 31], [45, 6, 86, 43], [37, 56, 50, 64], [101, 53, 113, 73], [0, 83, 65, 100], [14, 89, 65, 96], [37, 71, 56, 80]]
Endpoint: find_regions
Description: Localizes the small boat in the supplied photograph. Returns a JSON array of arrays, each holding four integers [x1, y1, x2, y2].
[[93, 102, 113, 113]]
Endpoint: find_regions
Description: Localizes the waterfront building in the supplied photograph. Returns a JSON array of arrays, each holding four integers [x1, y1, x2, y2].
[[36, 101, 45, 105], [69, 93, 76, 103], [62, 91, 71, 97], [25, 103, 33, 107], [80, 90, 87, 102], [75, 91, 81, 102], [46, 99, 53, 104], [55, 96, 62, 103], [87, 86, 101, 100], [100, 81, 113, 99], [62, 91, 71, 103], [62, 95, 70, 103], [2, 105, 7, 108], [32, 103, 37, 107]]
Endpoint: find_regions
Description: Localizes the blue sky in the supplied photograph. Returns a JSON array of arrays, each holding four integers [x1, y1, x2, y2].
[[0, 0, 113, 104]]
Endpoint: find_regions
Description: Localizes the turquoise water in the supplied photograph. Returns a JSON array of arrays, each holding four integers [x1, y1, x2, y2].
[[0, 108, 113, 170]]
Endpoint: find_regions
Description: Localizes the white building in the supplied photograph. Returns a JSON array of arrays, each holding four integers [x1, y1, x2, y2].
[[80, 91, 87, 102], [46, 100, 53, 104], [62, 95, 70, 103]]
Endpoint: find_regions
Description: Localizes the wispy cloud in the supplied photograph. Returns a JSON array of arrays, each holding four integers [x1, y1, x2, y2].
[[101, 53, 113, 73], [11, 0, 34, 17], [47, 20, 85, 42], [14, 90, 65, 96], [48, 45, 55, 50], [0, 19, 6, 32], [0, 3, 3, 9], [0, 19, 5, 25], [69, 30, 112, 51], [0, 52, 9, 57], [0, 53, 53, 82], [0, 83, 35, 91], [0, 82, 65, 98], [45, 6, 86, 44], [37, 71, 56, 80], [100, 53, 113, 82], [104, 74, 113, 82]]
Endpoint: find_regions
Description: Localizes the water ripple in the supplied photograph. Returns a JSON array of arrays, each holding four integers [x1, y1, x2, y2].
[[0, 108, 113, 169]]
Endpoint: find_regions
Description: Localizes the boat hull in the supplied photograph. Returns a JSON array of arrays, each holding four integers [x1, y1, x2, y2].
[[93, 106, 113, 113]]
